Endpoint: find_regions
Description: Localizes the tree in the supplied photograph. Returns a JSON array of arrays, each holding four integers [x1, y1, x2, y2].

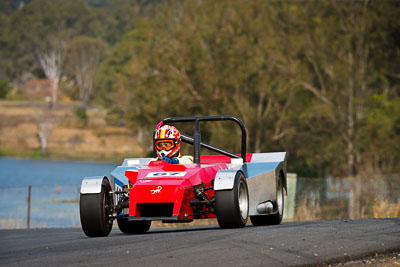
[[276, 0, 400, 218], [64, 36, 108, 105], [1, 0, 102, 81], [97, 0, 299, 153], [96, 0, 400, 181], [36, 42, 63, 106], [1, 0, 108, 153], [34, 98, 55, 155]]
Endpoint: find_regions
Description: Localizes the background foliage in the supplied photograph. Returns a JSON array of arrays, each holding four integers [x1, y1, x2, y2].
[[0, 0, 399, 177]]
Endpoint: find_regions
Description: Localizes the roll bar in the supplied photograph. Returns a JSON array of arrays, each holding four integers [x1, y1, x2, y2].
[[158, 115, 247, 163]]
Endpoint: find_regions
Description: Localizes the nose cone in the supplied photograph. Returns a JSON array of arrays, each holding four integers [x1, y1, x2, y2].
[[129, 178, 192, 219]]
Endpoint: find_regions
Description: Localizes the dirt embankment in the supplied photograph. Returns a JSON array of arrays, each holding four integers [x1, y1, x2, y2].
[[0, 101, 145, 162]]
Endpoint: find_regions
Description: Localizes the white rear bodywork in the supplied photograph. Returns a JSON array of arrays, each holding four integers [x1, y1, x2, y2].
[[214, 152, 287, 216]]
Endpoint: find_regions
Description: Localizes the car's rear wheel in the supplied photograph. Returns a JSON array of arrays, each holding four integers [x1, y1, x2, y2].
[[117, 217, 151, 234], [80, 178, 113, 237], [215, 172, 249, 228], [250, 173, 284, 226]]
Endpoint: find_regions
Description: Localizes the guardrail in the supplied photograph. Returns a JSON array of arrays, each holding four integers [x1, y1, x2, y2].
[[0, 184, 80, 229]]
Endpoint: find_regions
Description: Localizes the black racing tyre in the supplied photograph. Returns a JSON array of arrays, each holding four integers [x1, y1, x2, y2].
[[250, 173, 284, 226], [215, 172, 249, 228], [80, 178, 113, 237], [117, 217, 151, 234]]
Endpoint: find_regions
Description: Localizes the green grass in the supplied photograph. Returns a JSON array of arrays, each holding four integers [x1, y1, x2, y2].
[[0, 146, 124, 163], [0, 147, 45, 159]]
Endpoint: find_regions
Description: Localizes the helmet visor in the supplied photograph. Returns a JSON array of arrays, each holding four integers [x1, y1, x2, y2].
[[155, 139, 175, 151]]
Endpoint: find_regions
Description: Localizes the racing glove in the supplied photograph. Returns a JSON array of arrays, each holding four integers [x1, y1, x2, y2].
[[161, 156, 179, 164]]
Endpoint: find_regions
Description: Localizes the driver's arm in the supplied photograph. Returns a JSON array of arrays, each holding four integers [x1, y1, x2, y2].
[[178, 156, 194, 164]]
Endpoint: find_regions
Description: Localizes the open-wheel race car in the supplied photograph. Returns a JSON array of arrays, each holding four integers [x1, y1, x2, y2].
[[79, 116, 287, 237]]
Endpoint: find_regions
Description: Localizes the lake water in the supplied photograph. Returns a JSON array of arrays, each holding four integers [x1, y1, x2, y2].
[[0, 157, 117, 229], [0, 157, 117, 187]]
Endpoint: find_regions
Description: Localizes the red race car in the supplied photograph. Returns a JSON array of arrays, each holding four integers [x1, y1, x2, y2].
[[80, 116, 287, 237]]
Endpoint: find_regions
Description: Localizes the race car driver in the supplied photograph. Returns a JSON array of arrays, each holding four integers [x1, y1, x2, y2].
[[154, 125, 193, 164]]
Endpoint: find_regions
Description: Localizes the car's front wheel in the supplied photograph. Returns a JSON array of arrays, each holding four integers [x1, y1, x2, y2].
[[215, 172, 249, 228], [80, 178, 113, 237]]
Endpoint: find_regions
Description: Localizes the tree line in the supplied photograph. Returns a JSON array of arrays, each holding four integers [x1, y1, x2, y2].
[[0, 0, 399, 177]]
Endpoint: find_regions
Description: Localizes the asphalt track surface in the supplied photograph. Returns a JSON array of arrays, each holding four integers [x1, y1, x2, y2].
[[0, 218, 399, 267]]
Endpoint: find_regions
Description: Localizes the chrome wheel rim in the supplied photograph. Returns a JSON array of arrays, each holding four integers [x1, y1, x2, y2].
[[238, 178, 249, 220], [277, 178, 283, 215]]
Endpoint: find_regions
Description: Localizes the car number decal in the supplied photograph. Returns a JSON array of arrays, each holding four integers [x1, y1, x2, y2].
[[145, 172, 187, 178]]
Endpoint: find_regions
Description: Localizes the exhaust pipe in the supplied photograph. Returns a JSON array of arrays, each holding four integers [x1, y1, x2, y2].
[[256, 201, 274, 214]]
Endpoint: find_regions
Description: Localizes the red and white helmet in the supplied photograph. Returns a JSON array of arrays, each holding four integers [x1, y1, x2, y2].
[[154, 125, 181, 159]]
